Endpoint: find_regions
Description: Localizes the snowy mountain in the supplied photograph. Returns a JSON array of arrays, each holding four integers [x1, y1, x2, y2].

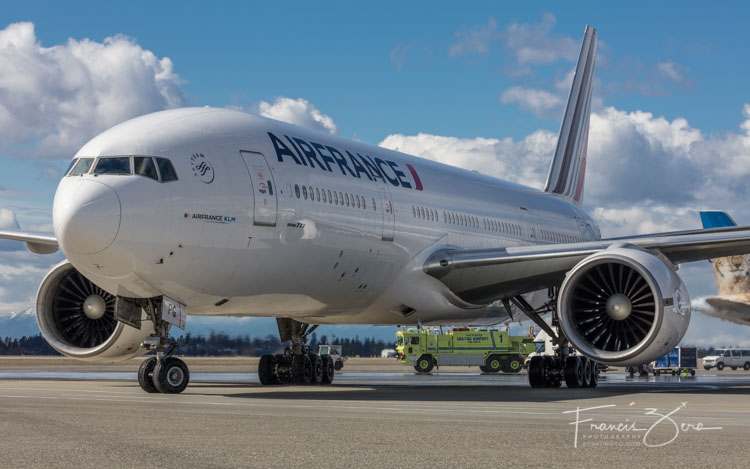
[[0, 309, 40, 338]]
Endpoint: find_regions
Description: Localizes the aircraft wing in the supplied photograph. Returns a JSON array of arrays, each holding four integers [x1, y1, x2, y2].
[[423, 226, 750, 304], [0, 229, 58, 254]]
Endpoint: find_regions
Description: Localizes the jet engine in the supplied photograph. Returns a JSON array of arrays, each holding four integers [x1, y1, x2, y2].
[[558, 246, 690, 366], [35, 261, 152, 362]]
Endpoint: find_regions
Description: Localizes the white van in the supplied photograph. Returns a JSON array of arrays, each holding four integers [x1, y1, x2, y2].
[[702, 349, 750, 370]]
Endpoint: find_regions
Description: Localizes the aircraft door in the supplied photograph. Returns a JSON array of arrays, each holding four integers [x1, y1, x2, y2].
[[377, 185, 395, 241], [519, 207, 539, 244], [240, 151, 278, 227]]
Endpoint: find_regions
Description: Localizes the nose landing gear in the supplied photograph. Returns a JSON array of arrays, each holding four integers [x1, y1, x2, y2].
[[136, 299, 190, 394]]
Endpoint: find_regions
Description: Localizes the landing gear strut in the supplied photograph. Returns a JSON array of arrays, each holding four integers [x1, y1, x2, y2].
[[258, 318, 334, 386], [136, 299, 190, 394], [508, 291, 599, 389]]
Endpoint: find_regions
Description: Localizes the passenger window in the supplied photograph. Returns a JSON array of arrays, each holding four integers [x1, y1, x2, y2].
[[315, 188, 320, 201], [134, 157, 158, 180], [356, 195, 361, 209], [345, 193, 350, 207], [64, 159, 78, 176], [327, 190, 333, 203], [295, 184, 301, 198], [362, 197, 366, 210], [302, 186, 308, 200], [322, 189, 327, 203], [410, 337, 419, 345], [155, 158, 178, 182], [333, 191, 339, 205], [372, 198, 376, 211], [339, 192, 344, 206]]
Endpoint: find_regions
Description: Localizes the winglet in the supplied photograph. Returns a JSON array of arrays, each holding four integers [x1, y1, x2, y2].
[[700, 211, 737, 229], [544, 25, 597, 207]]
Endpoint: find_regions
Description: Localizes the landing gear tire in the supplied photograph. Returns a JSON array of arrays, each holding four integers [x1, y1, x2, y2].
[[588, 364, 599, 388], [153, 356, 190, 394], [258, 354, 276, 385], [321, 355, 335, 384], [581, 357, 593, 388], [414, 355, 434, 373], [528, 356, 545, 388], [291, 354, 312, 384], [485, 355, 502, 373], [311, 355, 324, 384], [138, 357, 159, 393], [564, 356, 584, 389]]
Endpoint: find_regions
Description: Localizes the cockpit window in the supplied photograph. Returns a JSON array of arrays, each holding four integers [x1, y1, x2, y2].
[[64, 159, 78, 176], [134, 157, 158, 181], [69, 158, 95, 176], [155, 158, 178, 182], [94, 157, 131, 175]]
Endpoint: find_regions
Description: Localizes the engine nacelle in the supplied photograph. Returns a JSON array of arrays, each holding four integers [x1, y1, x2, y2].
[[558, 246, 690, 366], [36, 261, 153, 362]]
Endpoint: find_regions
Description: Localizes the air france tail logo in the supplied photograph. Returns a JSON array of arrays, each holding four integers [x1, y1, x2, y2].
[[268, 132, 423, 191], [190, 153, 215, 184]]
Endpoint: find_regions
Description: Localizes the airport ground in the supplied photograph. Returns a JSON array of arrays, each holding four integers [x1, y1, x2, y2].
[[0, 358, 748, 468]]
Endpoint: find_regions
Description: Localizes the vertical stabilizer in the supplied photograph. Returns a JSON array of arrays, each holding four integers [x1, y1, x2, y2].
[[544, 25, 597, 206]]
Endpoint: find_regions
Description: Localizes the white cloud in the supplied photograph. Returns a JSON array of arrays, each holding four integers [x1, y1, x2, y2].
[[499, 86, 563, 119], [258, 97, 338, 135], [0, 22, 183, 159], [390, 42, 411, 72], [0, 208, 19, 230], [503, 13, 579, 65], [449, 18, 498, 57]]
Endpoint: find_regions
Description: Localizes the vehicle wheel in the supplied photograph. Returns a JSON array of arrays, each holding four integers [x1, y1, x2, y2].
[[744, 362, 750, 371], [311, 355, 324, 384], [717, 362, 725, 371], [503, 356, 522, 373], [152, 357, 190, 394], [528, 356, 545, 388], [485, 355, 502, 373], [138, 357, 159, 393], [334, 360, 343, 371], [703, 365, 711, 371], [732, 366, 738, 371], [414, 355, 434, 373], [581, 357, 592, 387], [690, 369, 696, 376], [321, 355, 334, 384], [655, 370, 661, 376], [258, 354, 276, 385], [564, 356, 584, 389], [479, 365, 488, 373]]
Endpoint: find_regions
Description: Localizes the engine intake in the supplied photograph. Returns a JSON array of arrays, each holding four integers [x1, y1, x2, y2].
[[558, 247, 690, 366], [36, 261, 152, 362]]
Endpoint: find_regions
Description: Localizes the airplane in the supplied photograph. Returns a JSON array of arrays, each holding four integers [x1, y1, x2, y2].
[[692, 211, 750, 325], [3, 24, 750, 392]]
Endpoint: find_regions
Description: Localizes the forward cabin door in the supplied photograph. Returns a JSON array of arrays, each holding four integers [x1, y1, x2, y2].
[[377, 185, 395, 241], [240, 151, 278, 227]]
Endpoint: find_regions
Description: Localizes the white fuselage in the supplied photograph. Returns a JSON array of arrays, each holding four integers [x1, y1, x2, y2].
[[54, 108, 600, 325]]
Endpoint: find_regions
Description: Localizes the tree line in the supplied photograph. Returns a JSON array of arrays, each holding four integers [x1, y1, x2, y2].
[[0, 332, 393, 357]]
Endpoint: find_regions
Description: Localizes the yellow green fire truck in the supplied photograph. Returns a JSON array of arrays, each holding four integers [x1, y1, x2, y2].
[[395, 328, 535, 373]]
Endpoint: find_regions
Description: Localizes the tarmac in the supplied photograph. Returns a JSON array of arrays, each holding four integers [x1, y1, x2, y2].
[[0, 358, 748, 468]]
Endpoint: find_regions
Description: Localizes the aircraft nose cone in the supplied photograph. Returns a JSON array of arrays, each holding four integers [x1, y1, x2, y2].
[[54, 179, 121, 254]]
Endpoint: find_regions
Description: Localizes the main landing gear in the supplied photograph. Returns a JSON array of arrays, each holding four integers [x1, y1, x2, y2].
[[505, 292, 599, 389], [258, 319, 335, 386], [136, 299, 190, 394]]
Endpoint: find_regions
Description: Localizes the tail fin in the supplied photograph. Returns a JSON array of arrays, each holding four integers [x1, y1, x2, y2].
[[700, 210, 737, 229], [544, 25, 597, 207]]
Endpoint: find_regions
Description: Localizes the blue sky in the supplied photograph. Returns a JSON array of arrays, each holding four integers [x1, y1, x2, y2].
[[1, 2, 750, 345]]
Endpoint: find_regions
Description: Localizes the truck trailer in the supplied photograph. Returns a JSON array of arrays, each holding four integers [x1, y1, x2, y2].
[[395, 328, 535, 373]]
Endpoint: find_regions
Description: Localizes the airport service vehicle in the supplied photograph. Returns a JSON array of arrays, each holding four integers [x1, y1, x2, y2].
[[625, 363, 654, 377], [653, 347, 697, 376], [318, 344, 345, 371], [702, 349, 750, 371], [4, 25, 750, 392], [395, 328, 533, 373]]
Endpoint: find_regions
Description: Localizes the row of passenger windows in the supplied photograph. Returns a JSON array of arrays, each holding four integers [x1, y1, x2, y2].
[[65, 156, 178, 183], [293, 184, 376, 211], [410, 205, 523, 236], [540, 229, 583, 244]]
